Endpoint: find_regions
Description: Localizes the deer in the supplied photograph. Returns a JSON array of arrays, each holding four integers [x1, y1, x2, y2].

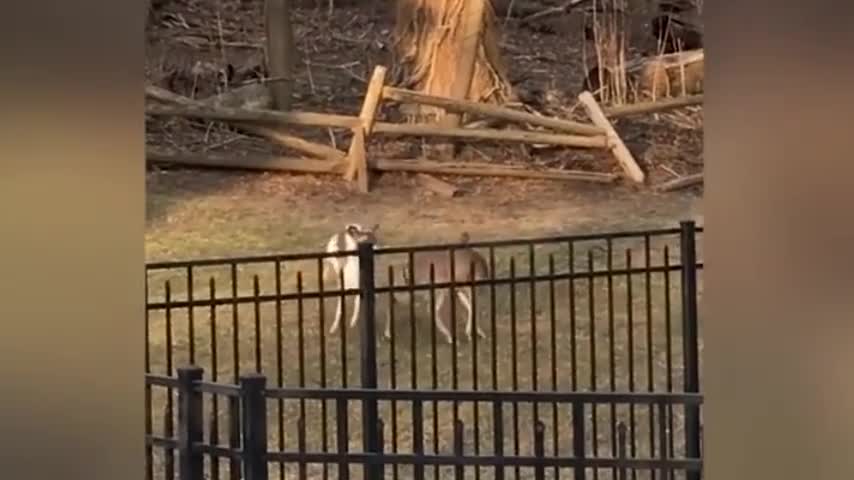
[[322, 223, 380, 335], [385, 232, 489, 344]]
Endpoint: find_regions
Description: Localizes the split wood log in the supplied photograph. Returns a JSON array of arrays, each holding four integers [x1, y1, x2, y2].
[[384, 86, 605, 136], [372, 159, 618, 184], [145, 86, 345, 161], [578, 91, 645, 184], [372, 122, 609, 149], [584, 49, 704, 102], [631, 49, 704, 99], [345, 66, 387, 191], [416, 173, 460, 197], [655, 172, 703, 192], [145, 103, 360, 129], [147, 149, 345, 174], [605, 94, 702, 118]]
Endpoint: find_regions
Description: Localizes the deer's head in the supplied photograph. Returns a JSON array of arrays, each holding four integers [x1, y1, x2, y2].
[[345, 223, 380, 245]]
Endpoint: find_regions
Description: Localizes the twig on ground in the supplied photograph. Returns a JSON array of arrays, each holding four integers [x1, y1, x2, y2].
[[416, 173, 461, 198], [655, 172, 703, 192], [520, 0, 594, 25]]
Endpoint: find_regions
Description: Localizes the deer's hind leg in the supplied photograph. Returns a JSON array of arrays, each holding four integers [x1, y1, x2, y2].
[[329, 271, 344, 334], [434, 290, 453, 344], [457, 287, 486, 341]]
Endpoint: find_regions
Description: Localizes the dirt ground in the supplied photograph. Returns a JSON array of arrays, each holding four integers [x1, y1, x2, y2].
[[145, 2, 703, 479], [147, 168, 702, 261]]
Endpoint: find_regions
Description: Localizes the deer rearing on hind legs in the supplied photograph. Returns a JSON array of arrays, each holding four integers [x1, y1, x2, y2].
[[323, 223, 380, 335], [386, 232, 489, 345]]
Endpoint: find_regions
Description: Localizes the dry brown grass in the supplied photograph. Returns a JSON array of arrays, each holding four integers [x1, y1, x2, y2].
[[583, 0, 631, 105]]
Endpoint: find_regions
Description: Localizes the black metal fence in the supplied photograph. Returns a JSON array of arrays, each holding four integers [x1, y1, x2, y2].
[[145, 221, 704, 480]]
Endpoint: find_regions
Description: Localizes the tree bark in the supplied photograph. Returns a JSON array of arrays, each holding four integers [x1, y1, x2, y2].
[[265, 0, 296, 110], [394, 0, 513, 118]]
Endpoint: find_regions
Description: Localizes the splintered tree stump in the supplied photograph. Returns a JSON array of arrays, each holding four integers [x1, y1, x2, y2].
[[394, 0, 513, 158]]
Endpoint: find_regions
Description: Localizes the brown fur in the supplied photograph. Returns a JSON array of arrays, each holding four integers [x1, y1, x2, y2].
[[386, 232, 489, 344]]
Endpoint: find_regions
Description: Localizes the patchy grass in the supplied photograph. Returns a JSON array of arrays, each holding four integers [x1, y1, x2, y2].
[[146, 196, 703, 480]]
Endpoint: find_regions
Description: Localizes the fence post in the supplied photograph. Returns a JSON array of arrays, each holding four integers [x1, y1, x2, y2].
[[240, 373, 268, 480], [572, 402, 586, 480], [357, 240, 381, 480], [178, 367, 204, 480], [679, 220, 702, 480]]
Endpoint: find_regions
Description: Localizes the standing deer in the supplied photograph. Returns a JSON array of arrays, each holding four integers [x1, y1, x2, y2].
[[323, 223, 380, 335], [386, 232, 489, 344]]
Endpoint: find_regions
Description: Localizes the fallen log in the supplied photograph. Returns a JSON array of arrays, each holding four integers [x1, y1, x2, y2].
[[372, 159, 618, 183], [145, 103, 360, 129], [384, 86, 604, 136], [655, 172, 703, 192], [252, 126, 345, 161], [604, 94, 703, 118], [578, 91, 645, 184], [147, 149, 617, 184], [145, 85, 345, 161], [372, 122, 609, 149], [416, 173, 460, 197], [147, 149, 345, 174]]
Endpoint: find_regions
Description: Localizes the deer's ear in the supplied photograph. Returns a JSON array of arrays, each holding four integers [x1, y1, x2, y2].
[[371, 223, 380, 233], [346, 224, 359, 235]]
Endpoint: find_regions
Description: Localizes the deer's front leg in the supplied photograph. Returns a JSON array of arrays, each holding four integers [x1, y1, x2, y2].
[[348, 294, 361, 328]]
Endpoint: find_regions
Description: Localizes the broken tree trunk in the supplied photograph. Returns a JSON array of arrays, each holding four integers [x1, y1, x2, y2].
[[394, 0, 514, 156], [394, 0, 512, 112], [437, 0, 487, 131], [264, 0, 296, 110]]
